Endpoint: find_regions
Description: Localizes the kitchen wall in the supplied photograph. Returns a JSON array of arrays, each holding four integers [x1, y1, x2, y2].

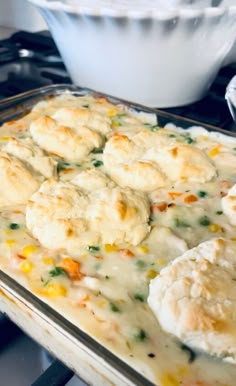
[[0, 0, 47, 31]]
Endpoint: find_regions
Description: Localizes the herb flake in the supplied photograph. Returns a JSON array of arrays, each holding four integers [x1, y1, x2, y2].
[[49, 267, 66, 277]]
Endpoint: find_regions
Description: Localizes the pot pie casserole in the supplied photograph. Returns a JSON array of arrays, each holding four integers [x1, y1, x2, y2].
[[1, 91, 236, 385]]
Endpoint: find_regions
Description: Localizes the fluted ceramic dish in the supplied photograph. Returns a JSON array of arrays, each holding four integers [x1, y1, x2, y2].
[[226, 74, 236, 122], [28, 0, 236, 108]]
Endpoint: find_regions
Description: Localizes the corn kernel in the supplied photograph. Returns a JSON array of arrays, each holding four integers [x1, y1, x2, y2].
[[104, 244, 117, 253], [159, 373, 179, 386], [146, 269, 158, 279], [230, 237, 236, 241], [42, 257, 54, 265], [208, 145, 221, 157], [106, 108, 117, 117], [80, 252, 88, 258], [45, 283, 67, 297], [208, 223, 221, 233], [97, 299, 107, 308], [155, 258, 166, 267], [0, 136, 10, 141], [177, 366, 188, 377], [4, 229, 12, 235], [137, 245, 149, 254], [111, 121, 120, 128], [5, 239, 15, 247], [21, 245, 37, 258], [19, 261, 33, 273]]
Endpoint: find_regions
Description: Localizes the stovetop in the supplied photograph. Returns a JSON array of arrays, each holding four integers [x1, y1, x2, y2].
[[0, 30, 235, 130], [0, 29, 235, 386]]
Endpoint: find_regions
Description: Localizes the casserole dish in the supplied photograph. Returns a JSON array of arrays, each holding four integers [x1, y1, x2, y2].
[[1, 84, 236, 386], [28, 0, 236, 107]]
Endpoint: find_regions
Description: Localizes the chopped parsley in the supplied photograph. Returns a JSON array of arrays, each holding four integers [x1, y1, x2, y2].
[[184, 137, 194, 144], [87, 245, 100, 253], [91, 148, 103, 154], [49, 267, 66, 277], [109, 302, 121, 313], [57, 162, 71, 173], [135, 260, 146, 269], [133, 328, 147, 342], [173, 218, 190, 228], [9, 223, 20, 230], [168, 134, 176, 138], [199, 216, 211, 226], [144, 123, 159, 132], [197, 190, 208, 198], [180, 343, 197, 363], [133, 293, 145, 302], [216, 210, 223, 215], [92, 160, 103, 168]]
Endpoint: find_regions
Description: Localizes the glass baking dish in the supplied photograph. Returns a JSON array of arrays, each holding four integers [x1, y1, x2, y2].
[[0, 84, 235, 386]]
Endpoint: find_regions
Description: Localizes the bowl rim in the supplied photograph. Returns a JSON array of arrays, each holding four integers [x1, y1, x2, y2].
[[28, 0, 236, 19]]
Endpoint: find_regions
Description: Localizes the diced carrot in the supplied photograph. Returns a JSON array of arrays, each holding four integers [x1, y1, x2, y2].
[[220, 191, 227, 198], [183, 194, 198, 204], [5, 120, 16, 126], [60, 168, 74, 174], [59, 257, 82, 281], [118, 249, 135, 259], [151, 202, 167, 213], [96, 97, 107, 104], [219, 180, 232, 189], [77, 294, 90, 307], [168, 192, 183, 200], [16, 253, 26, 260]]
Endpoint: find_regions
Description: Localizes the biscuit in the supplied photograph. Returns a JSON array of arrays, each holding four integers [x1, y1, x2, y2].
[[145, 144, 216, 183], [87, 186, 151, 245], [72, 169, 114, 192], [148, 238, 236, 363], [26, 179, 99, 254], [221, 184, 236, 225], [26, 180, 150, 252], [103, 134, 167, 192], [3, 137, 56, 178], [53, 107, 111, 135], [30, 115, 104, 161], [103, 133, 216, 192], [0, 152, 39, 206]]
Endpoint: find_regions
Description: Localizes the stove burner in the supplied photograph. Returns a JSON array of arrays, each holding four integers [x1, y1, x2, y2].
[[0, 31, 71, 98]]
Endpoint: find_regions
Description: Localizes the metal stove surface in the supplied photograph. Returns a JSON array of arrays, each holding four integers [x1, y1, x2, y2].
[[0, 29, 235, 386]]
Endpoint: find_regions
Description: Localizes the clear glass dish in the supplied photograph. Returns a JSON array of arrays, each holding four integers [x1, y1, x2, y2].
[[0, 84, 236, 386]]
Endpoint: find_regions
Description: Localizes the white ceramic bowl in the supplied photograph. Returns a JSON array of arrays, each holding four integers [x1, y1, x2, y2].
[[226, 75, 236, 122], [29, 0, 236, 107]]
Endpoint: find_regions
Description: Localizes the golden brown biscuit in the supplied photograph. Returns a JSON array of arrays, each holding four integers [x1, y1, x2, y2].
[[0, 152, 39, 206], [3, 137, 56, 178], [87, 186, 151, 245], [30, 114, 103, 161], [148, 238, 236, 363]]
